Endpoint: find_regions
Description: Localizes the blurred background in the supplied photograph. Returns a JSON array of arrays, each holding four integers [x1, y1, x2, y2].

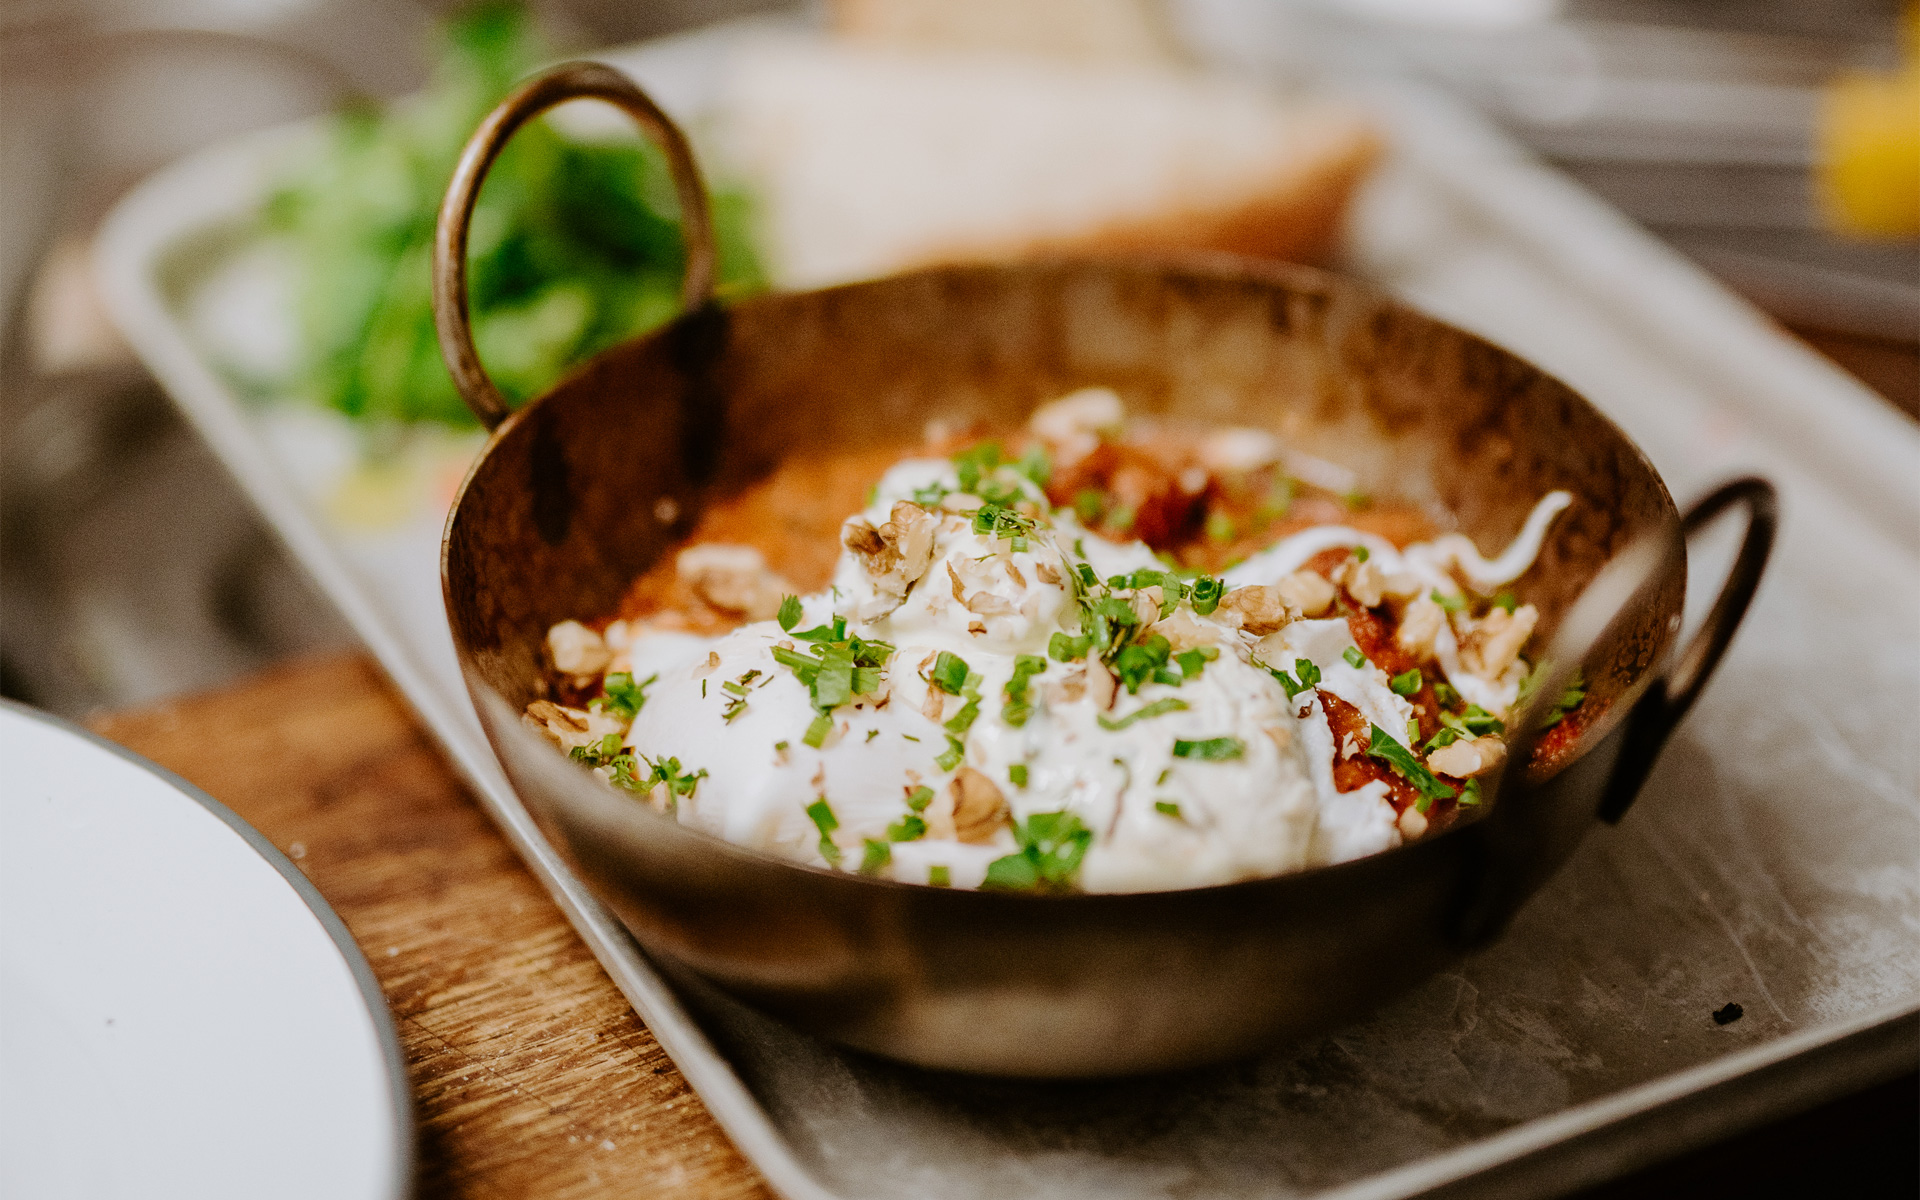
[[0, 0, 1913, 719]]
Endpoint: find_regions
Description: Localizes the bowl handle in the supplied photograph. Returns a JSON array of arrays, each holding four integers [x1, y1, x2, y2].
[[1448, 476, 1776, 949], [1592, 475, 1778, 823], [431, 61, 717, 431]]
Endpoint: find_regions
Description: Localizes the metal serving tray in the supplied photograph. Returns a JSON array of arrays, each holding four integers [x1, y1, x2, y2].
[[96, 18, 1918, 1199]]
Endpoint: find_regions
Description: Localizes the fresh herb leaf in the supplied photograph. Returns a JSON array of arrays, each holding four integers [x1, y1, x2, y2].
[[885, 814, 928, 842], [1047, 631, 1093, 662], [906, 785, 934, 811], [569, 732, 625, 768], [803, 714, 833, 748], [1459, 778, 1483, 806], [1343, 646, 1368, 669], [1365, 724, 1456, 811], [934, 736, 966, 772], [1008, 763, 1029, 788], [1112, 634, 1176, 694], [928, 651, 971, 695], [1206, 512, 1237, 543], [1098, 698, 1189, 731], [1154, 800, 1183, 819], [1173, 736, 1245, 761], [981, 811, 1093, 893], [865, 728, 880, 742], [859, 839, 891, 875], [1353, 545, 1370, 563], [776, 594, 802, 632], [1432, 680, 1460, 708], [592, 671, 655, 720], [1174, 645, 1219, 681], [1002, 654, 1048, 727], [1492, 590, 1518, 613], [1544, 668, 1587, 729], [1073, 489, 1106, 524], [1188, 575, 1224, 615], [1390, 668, 1423, 696], [1016, 444, 1051, 487], [1432, 589, 1465, 614], [805, 797, 840, 865], [928, 865, 951, 887]]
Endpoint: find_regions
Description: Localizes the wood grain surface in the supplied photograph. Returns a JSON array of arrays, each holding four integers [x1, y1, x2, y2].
[[90, 652, 773, 1200]]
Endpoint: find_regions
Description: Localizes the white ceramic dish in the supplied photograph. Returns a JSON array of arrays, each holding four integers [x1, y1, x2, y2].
[[93, 15, 1918, 1200], [0, 702, 412, 1200]]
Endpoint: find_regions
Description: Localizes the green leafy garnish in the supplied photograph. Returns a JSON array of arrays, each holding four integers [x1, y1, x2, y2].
[[1073, 489, 1106, 524], [1459, 778, 1484, 806], [1048, 631, 1093, 662], [1008, 764, 1029, 788], [1365, 724, 1456, 812], [928, 865, 952, 887], [262, 2, 765, 432], [1206, 512, 1237, 543], [1267, 657, 1322, 701], [569, 732, 625, 768], [774, 626, 894, 727], [1098, 698, 1189, 731], [928, 651, 971, 696], [1016, 444, 1052, 487], [860, 839, 891, 875], [1544, 669, 1587, 729], [802, 714, 833, 748], [885, 815, 928, 843], [1432, 589, 1466, 614], [906, 785, 934, 811], [1342, 646, 1368, 669], [935, 736, 966, 772], [777, 594, 803, 632], [1188, 576, 1225, 616], [1389, 668, 1423, 696], [1353, 545, 1370, 563], [590, 671, 655, 721], [1173, 737, 1245, 761], [981, 811, 1093, 893], [1112, 633, 1182, 694], [1492, 591, 1518, 613], [805, 797, 840, 865], [1154, 800, 1183, 819], [1174, 646, 1219, 681], [1002, 654, 1048, 727], [1433, 680, 1461, 708]]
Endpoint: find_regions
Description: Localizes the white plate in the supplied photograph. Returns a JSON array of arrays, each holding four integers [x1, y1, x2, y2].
[[0, 701, 412, 1200]]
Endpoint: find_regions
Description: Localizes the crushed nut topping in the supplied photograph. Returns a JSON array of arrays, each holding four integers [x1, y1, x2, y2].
[[1273, 569, 1337, 617], [1427, 735, 1507, 779], [676, 544, 791, 621], [1395, 595, 1446, 661], [949, 767, 1011, 843], [1459, 603, 1539, 680], [842, 501, 938, 616], [1218, 585, 1299, 636], [546, 620, 611, 678]]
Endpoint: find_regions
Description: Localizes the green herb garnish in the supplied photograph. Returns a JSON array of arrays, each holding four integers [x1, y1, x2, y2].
[[1098, 698, 1190, 731], [1048, 631, 1093, 662], [859, 839, 891, 875], [1174, 645, 1219, 681], [1173, 736, 1245, 761], [885, 814, 928, 842], [1154, 800, 1183, 819], [1002, 654, 1048, 727], [1008, 764, 1029, 788], [1353, 545, 1370, 563], [591, 671, 655, 721], [928, 651, 971, 696], [802, 714, 833, 748], [928, 865, 951, 887], [934, 736, 966, 772], [1188, 575, 1225, 616], [1389, 668, 1423, 696], [905, 785, 934, 811], [777, 595, 803, 631], [805, 797, 840, 865], [1343, 646, 1368, 669], [1492, 591, 1518, 613], [981, 811, 1093, 893], [1432, 589, 1465, 614], [1364, 724, 1456, 812]]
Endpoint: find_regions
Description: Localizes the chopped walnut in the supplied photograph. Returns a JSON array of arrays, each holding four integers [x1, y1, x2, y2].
[[964, 591, 1017, 617], [1274, 570, 1337, 617], [1045, 660, 1116, 710], [1130, 589, 1162, 628], [1331, 555, 1421, 609], [1396, 596, 1446, 662], [523, 700, 623, 753], [1153, 611, 1226, 653], [1218, 585, 1299, 636], [842, 501, 937, 614], [1428, 735, 1508, 779], [546, 620, 611, 678], [676, 544, 791, 621], [1028, 386, 1122, 465], [949, 767, 1011, 843], [1398, 805, 1429, 839], [1033, 560, 1062, 586], [1263, 724, 1293, 752], [1196, 427, 1281, 473], [1459, 604, 1539, 680]]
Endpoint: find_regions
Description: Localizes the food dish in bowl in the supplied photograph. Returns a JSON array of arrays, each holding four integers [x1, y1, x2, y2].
[[527, 392, 1587, 894], [435, 63, 1772, 1075]]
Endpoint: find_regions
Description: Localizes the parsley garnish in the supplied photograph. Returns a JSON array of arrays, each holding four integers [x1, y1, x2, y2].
[[802, 714, 833, 748], [1008, 763, 1029, 787], [1364, 725, 1456, 812], [1267, 657, 1322, 701], [1002, 654, 1048, 727], [1112, 633, 1182, 694], [1543, 668, 1586, 729], [906, 785, 934, 811], [774, 627, 894, 733], [720, 669, 762, 723], [1432, 680, 1460, 707], [1353, 545, 1370, 563], [1459, 778, 1484, 806], [885, 814, 928, 842], [1432, 589, 1465, 614], [805, 797, 840, 865], [928, 865, 951, 887], [1154, 800, 1183, 819], [981, 811, 1093, 893], [570, 732, 625, 768], [1174, 645, 1219, 681], [1048, 631, 1093, 662], [1173, 736, 1245, 761], [1342, 646, 1368, 669], [865, 728, 880, 742], [971, 502, 1040, 549], [860, 839, 891, 875], [592, 671, 655, 721], [776, 594, 802, 632], [1098, 698, 1189, 731], [1390, 668, 1423, 696]]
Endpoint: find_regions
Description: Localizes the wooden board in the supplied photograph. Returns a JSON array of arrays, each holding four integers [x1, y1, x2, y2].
[[91, 652, 772, 1200]]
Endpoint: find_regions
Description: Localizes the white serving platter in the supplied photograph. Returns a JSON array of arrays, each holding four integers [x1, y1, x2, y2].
[[0, 702, 413, 1200], [95, 16, 1919, 1200]]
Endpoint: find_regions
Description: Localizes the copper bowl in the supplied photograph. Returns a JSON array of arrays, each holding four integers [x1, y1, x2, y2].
[[434, 63, 1775, 1076]]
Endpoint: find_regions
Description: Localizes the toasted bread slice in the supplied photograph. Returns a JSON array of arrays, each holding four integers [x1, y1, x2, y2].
[[721, 39, 1381, 288]]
